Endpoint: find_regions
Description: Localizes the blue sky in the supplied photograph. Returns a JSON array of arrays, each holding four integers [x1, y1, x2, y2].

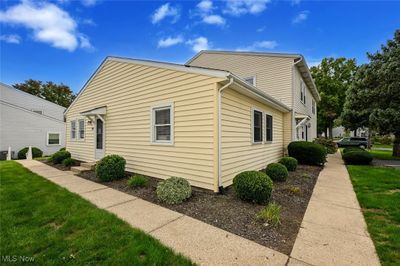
[[1, 0, 399, 93]]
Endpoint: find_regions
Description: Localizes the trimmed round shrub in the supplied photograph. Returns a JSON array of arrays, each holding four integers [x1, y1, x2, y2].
[[233, 171, 273, 204], [51, 150, 71, 164], [156, 177, 192, 204], [265, 163, 289, 182], [95, 155, 126, 182], [59, 147, 66, 151], [288, 141, 327, 165], [342, 151, 373, 165], [343, 147, 365, 154], [278, 157, 298, 171], [62, 158, 76, 167], [313, 137, 338, 154], [17, 147, 43, 159]]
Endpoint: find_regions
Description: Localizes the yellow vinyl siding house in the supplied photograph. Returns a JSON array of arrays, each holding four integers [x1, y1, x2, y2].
[[65, 56, 291, 192], [187, 51, 320, 146]]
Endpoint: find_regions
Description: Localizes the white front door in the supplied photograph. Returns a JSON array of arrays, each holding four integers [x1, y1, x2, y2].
[[95, 118, 105, 159]]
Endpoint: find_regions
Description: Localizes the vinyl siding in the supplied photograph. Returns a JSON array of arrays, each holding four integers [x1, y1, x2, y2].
[[66, 59, 223, 190], [220, 88, 284, 187], [293, 67, 317, 140], [188, 53, 294, 107]]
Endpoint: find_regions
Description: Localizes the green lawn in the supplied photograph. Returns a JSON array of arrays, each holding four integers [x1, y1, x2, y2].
[[347, 165, 400, 266], [368, 149, 400, 161], [0, 161, 194, 265], [372, 144, 393, 149]]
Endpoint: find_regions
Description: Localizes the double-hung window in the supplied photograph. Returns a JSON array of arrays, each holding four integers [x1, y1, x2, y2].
[[71, 121, 76, 140], [78, 119, 85, 140], [253, 109, 263, 143], [152, 104, 173, 144], [312, 99, 316, 114], [266, 114, 273, 142], [47, 132, 61, 145], [300, 82, 306, 104]]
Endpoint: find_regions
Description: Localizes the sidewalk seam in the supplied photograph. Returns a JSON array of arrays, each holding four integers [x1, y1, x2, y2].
[[105, 198, 138, 209], [148, 214, 185, 234]]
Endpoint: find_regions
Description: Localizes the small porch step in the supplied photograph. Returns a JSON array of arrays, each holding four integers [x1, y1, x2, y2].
[[80, 161, 96, 170], [71, 166, 91, 174]]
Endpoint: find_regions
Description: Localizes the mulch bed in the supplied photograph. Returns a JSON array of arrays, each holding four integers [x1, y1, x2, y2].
[[43, 160, 80, 171], [77, 165, 322, 255]]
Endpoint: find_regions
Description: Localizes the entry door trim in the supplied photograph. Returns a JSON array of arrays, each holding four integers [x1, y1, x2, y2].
[[95, 117, 105, 160]]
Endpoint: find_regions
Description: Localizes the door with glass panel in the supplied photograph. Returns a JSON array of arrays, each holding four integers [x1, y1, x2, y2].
[[95, 118, 104, 159]]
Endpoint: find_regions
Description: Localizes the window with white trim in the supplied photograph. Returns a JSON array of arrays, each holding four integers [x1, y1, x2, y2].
[[78, 119, 85, 140], [47, 132, 60, 145], [152, 104, 173, 143], [71, 121, 76, 140], [312, 99, 316, 114], [244, 76, 256, 86], [266, 114, 273, 142], [300, 81, 306, 104], [253, 109, 263, 143]]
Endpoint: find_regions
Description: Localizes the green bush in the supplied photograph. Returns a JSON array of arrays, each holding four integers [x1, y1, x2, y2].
[[278, 157, 298, 171], [256, 202, 281, 226], [51, 150, 71, 164], [313, 137, 338, 154], [288, 141, 327, 165], [342, 151, 373, 165], [265, 163, 288, 182], [62, 158, 76, 167], [127, 175, 148, 188], [17, 147, 43, 159], [95, 155, 126, 182], [156, 177, 192, 204], [233, 171, 273, 204], [59, 147, 66, 151], [342, 147, 365, 154], [372, 135, 393, 145]]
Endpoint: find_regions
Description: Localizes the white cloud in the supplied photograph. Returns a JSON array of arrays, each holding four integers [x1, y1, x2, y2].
[[197, 0, 213, 12], [291, 0, 301, 6], [78, 34, 94, 51], [256, 26, 266, 32], [81, 0, 97, 7], [81, 18, 96, 26], [0, 34, 21, 44], [236, 40, 278, 51], [223, 0, 271, 16], [151, 3, 180, 24], [203, 14, 225, 25], [158, 36, 184, 48], [0, 1, 92, 51], [186, 37, 209, 52], [292, 10, 309, 24]]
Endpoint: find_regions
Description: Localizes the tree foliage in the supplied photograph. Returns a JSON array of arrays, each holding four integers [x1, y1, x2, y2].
[[342, 29, 400, 156], [310, 58, 358, 137], [13, 79, 75, 108]]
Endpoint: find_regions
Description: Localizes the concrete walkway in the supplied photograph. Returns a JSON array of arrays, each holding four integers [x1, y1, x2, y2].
[[289, 152, 381, 266], [18, 160, 288, 266]]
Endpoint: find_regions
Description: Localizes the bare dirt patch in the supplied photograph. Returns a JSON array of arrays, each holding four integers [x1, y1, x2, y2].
[[77, 165, 322, 255]]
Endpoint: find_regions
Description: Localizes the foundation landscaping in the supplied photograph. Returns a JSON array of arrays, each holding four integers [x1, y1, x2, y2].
[[36, 141, 328, 255]]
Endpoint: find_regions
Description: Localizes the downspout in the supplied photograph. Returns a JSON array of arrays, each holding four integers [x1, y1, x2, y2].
[[217, 77, 234, 193]]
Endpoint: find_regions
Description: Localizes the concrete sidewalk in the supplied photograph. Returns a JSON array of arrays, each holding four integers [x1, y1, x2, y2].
[[18, 160, 288, 266], [289, 152, 381, 266]]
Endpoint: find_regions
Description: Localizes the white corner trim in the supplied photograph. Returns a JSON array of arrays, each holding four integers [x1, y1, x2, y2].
[[150, 102, 174, 146]]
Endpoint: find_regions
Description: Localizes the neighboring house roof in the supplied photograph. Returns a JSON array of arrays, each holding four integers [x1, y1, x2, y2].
[[186, 50, 321, 102], [65, 56, 291, 115], [0, 82, 67, 111]]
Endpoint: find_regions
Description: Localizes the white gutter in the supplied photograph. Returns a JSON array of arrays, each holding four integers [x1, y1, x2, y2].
[[217, 77, 234, 191]]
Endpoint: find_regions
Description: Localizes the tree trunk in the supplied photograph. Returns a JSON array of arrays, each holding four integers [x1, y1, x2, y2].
[[393, 133, 400, 157], [353, 130, 357, 137], [367, 130, 372, 149], [325, 128, 328, 138], [328, 127, 333, 139]]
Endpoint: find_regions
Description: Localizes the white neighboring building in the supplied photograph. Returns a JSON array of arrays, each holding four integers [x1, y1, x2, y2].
[[0, 82, 66, 158]]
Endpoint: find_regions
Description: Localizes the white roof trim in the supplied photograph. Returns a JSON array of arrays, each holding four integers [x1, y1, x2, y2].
[[81, 106, 107, 116], [64, 56, 229, 115], [186, 50, 321, 102]]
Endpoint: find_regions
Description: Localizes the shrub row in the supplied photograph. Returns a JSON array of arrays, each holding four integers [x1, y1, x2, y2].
[[342, 151, 373, 165], [17, 147, 43, 159], [313, 137, 338, 154], [288, 141, 327, 165]]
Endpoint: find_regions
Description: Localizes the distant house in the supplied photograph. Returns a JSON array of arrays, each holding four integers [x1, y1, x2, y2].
[[187, 50, 320, 145], [65, 54, 319, 192], [0, 82, 66, 158]]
